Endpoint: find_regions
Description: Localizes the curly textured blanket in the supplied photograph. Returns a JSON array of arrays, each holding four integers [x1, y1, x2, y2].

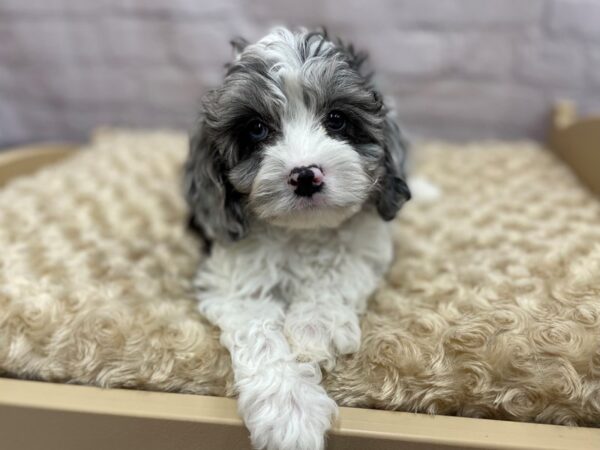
[[1, 130, 599, 426]]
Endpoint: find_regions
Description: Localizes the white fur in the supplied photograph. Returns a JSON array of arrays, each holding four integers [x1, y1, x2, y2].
[[243, 28, 374, 231], [195, 26, 397, 450], [408, 175, 442, 202], [250, 110, 371, 229], [195, 210, 393, 450]]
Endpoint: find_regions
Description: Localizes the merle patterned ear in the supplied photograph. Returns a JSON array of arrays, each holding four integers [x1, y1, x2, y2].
[[183, 119, 248, 244], [376, 115, 411, 221]]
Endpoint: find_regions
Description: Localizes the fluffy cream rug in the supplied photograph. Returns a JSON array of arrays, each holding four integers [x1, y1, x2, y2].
[[1, 130, 599, 426]]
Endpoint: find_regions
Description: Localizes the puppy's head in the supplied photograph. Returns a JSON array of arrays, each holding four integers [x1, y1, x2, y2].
[[184, 27, 410, 243]]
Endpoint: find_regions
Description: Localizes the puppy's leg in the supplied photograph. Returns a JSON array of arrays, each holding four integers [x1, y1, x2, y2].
[[199, 296, 337, 450], [285, 299, 362, 371]]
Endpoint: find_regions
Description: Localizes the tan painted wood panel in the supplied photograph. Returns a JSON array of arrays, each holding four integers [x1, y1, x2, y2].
[[0, 379, 598, 450]]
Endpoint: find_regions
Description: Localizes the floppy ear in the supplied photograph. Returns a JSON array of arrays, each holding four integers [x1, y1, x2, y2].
[[376, 115, 412, 221], [183, 119, 249, 244]]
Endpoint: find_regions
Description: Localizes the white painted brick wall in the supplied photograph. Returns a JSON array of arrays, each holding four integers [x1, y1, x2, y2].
[[0, 0, 598, 146], [548, 0, 600, 41], [515, 36, 586, 87]]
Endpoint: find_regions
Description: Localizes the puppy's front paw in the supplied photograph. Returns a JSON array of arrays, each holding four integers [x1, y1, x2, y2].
[[330, 317, 361, 356], [239, 361, 337, 450], [285, 306, 361, 371]]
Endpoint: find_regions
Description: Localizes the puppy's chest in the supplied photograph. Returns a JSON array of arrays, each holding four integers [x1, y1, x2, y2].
[[198, 212, 393, 303]]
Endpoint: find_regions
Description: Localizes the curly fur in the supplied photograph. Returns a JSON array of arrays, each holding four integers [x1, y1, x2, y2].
[[184, 27, 410, 245], [183, 27, 413, 448], [1, 130, 599, 434]]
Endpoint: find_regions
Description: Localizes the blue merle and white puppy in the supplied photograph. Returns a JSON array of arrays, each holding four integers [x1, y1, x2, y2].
[[184, 27, 411, 450]]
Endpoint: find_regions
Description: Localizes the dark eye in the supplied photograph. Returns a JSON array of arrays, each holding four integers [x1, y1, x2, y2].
[[325, 110, 347, 132], [246, 120, 269, 142]]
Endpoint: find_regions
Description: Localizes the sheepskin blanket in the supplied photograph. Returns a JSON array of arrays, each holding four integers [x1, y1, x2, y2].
[[1, 130, 599, 427]]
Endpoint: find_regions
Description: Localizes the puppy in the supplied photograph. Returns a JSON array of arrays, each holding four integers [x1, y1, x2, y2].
[[184, 27, 411, 450]]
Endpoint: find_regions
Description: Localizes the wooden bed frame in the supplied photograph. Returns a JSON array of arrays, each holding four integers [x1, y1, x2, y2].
[[549, 101, 600, 196], [1, 110, 599, 449]]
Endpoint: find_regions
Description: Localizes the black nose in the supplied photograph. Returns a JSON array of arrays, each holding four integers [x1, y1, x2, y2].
[[289, 165, 323, 197]]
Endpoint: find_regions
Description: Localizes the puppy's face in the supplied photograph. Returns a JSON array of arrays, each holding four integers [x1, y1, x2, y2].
[[185, 28, 410, 242]]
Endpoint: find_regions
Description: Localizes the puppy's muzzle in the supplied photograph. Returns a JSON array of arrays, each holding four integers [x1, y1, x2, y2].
[[288, 165, 323, 197]]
